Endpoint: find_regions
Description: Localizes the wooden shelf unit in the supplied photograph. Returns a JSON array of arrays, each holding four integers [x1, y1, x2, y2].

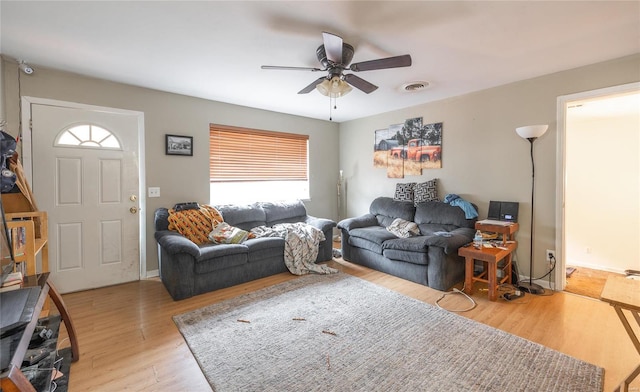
[[0, 274, 79, 392], [5, 212, 48, 277]]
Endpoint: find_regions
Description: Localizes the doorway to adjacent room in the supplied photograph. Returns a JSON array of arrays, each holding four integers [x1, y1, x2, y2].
[[556, 83, 640, 297]]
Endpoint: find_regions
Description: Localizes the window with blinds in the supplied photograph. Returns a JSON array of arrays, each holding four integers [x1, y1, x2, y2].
[[209, 124, 310, 203]]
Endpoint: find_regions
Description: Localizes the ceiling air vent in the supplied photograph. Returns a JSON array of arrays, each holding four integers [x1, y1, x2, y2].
[[401, 81, 430, 92]]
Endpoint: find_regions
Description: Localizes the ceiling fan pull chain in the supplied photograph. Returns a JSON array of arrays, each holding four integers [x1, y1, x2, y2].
[[329, 97, 332, 121]]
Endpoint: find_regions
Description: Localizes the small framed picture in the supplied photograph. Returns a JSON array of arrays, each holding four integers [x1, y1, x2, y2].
[[166, 134, 193, 156]]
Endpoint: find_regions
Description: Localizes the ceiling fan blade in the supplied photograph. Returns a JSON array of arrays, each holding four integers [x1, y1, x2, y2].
[[344, 74, 378, 94], [350, 54, 412, 72], [261, 65, 323, 72], [322, 32, 343, 64], [298, 77, 327, 94]]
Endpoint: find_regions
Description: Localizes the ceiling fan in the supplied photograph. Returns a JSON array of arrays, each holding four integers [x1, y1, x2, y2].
[[261, 32, 412, 97]]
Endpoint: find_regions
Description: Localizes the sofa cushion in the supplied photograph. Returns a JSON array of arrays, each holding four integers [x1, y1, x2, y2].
[[386, 229, 474, 255], [370, 197, 416, 227], [382, 249, 429, 265], [195, 243, 248, 274], [262, 200, 307, 226], [348, 226, 397, 254], [216, 203, 266, 231], [414, 201, 476, 229], [383, 235, 432, 252], [245, 237, 285, 262], [168, 205, 223, 245], [382, 235, 431, 265]]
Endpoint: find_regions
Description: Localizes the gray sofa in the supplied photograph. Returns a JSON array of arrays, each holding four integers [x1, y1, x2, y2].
[[338, 197, 477, 291], [154, 200, 336, 300]]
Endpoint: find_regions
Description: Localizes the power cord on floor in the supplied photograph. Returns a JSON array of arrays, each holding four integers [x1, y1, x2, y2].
[[535, 253, 557, 295], [435, 286, 477, 312], [515, 254, 558, 296]]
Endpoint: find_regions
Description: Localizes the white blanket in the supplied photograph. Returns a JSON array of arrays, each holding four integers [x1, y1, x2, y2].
[[251, 222, 338, 275]]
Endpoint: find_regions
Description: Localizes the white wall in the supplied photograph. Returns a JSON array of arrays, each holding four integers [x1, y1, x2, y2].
[[1, 61, 340, 272], [339, 54, 640, 284], [565, 102, 639, 273]]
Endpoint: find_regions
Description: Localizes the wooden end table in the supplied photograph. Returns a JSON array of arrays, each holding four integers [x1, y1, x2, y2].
[[475, 221, 519, 245], [459, 241, 517, 301], [600, 275, 640, 392]]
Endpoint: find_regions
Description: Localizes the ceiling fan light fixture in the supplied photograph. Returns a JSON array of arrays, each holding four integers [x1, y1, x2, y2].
[[317, 76, 352, 98]]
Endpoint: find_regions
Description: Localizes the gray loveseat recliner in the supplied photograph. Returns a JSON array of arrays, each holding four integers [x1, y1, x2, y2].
[[154, 200, 336, 300], [338, 197, 476, 291]]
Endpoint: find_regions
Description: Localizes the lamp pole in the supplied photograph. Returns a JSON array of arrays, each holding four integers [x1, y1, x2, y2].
[[515, 124, 548, 295], [517, 138, 544, 294]]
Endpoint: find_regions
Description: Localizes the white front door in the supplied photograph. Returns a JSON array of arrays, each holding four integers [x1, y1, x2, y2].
[[30, 103, 141, 293]]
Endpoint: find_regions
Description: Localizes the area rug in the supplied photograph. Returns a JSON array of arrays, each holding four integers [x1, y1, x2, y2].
[[173, 274, 603, 392]]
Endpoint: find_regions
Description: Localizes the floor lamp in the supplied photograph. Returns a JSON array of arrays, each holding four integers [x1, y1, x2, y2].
[[334, 170, 343, 242], [516, 124, 548, 295]]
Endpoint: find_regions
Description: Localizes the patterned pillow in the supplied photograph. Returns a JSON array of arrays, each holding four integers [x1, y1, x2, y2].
[[414, 179, 438, 205], [209, 222, 249, 244], [168, 204, 223, 245], [386, 218, 420, 238], [394, 182, 416, 202]]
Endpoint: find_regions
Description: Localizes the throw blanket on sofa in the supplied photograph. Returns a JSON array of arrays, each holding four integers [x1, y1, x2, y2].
[[251, 223, 338, 275], [443, 194, 478, 219]]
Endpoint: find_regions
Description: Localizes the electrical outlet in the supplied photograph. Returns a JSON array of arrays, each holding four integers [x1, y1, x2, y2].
[[546, 249, 555, 262]]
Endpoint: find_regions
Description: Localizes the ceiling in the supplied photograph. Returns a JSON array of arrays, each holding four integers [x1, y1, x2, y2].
[[1, 1, 639, 123]]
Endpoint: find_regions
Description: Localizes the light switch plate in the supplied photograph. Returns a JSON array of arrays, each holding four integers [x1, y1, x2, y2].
[[148, 187, 161, 198]]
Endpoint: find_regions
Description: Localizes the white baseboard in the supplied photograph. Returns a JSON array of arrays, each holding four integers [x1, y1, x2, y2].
[[145, 269, 159, 278], [565, 262, 627, 275], [516, 275, 557, 291]]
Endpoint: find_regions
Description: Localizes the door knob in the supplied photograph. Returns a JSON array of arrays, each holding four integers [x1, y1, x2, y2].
[[129, 207, 138, 214]]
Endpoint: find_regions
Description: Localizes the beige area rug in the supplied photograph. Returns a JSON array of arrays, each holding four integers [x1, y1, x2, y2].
[[174, 274, 603, 392]]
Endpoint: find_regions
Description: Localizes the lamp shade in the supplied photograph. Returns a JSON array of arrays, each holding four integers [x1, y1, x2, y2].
[[516, 124, 548, 139], [317, 76, 352, 98]]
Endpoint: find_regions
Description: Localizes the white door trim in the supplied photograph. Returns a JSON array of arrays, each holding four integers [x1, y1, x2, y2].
[[555, 82, 640, 290], [20, 96, 148, 279]]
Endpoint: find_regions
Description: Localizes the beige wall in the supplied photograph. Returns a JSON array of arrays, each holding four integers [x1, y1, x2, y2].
[[2, 54, 639, 283], [338, 54, 640, 283], [0, 59, 4, 122], [565, 106, 639, 273], [1, 61, 339, 273]]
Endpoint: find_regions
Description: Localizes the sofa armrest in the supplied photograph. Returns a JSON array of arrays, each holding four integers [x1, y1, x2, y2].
[[154, 230, 201, 257], [305, 215, 336, 234], [337, 214, 378, 231]]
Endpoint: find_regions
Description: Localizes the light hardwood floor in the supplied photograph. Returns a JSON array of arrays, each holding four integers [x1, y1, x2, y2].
[[565, 266, 624, 299], [57, 258, 639, 391]]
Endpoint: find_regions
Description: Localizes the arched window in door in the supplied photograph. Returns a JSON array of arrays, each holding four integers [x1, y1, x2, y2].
[[55, 124, 121, 149]]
